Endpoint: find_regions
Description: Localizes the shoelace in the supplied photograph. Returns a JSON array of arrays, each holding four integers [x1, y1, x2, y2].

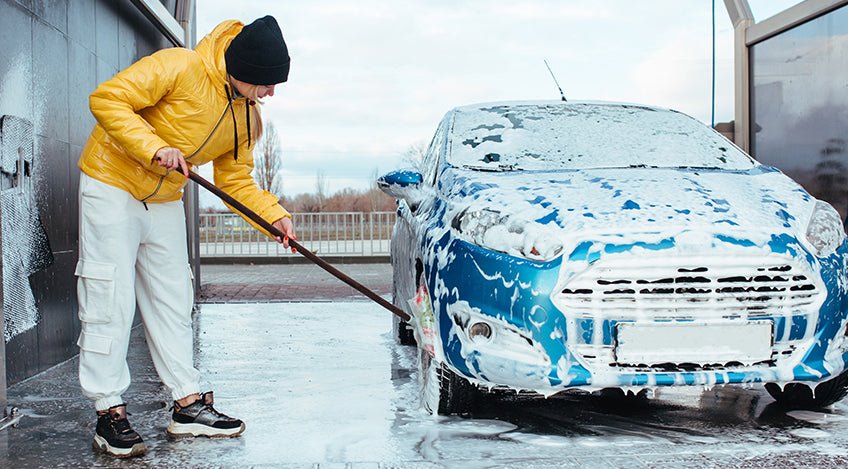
[[203, 403, 227, 419], [110, 416, 134, 435], [171, 400, 228, 419]]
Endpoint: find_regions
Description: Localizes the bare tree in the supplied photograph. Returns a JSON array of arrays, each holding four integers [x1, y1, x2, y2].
[[402, 141, 428, 169], [253, 122, 283, 196], [369, 167, 382, 212], [292, 193, 322, 212], [286, 183, 396, 213], [315, 170, 328, 212]]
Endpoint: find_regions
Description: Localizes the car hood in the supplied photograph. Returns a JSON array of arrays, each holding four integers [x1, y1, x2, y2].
[[440, 165, 818, 241]]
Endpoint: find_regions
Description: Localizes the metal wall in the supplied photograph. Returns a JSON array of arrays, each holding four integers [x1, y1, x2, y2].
[[0, 0, 175, 385]]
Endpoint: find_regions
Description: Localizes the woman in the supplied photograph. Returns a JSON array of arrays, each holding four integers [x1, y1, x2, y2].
[[76, 16, 294, 458]]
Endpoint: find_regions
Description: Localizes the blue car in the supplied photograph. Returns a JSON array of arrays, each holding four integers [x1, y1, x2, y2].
[[379, 101, 848, 415]]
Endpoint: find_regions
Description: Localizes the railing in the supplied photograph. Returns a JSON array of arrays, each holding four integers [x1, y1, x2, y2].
[[199, 211, 396, 257]]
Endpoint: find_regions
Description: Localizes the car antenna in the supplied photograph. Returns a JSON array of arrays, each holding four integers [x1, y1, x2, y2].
[[544, 59, 567, 102]]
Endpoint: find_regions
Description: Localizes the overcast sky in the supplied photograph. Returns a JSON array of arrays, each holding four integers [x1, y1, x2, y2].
[[194, 0, 800, 206]]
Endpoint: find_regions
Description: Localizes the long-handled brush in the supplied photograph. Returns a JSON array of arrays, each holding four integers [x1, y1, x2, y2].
[[184, 169, 410, 321]]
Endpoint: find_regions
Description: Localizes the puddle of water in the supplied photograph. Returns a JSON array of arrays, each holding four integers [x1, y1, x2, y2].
[[788, 428, 831, 439], [786, 410, 847, 425]]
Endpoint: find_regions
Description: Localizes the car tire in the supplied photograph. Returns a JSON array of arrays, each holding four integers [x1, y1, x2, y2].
[[765, 368, 848, 409], [420, 351, 478, 415], [393, 314, 417, 346], [596, 387, 650, 403], [390, 263, 417, 346]]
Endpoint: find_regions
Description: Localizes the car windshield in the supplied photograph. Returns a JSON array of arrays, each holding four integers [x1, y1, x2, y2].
[[448, 103, 755, 171]]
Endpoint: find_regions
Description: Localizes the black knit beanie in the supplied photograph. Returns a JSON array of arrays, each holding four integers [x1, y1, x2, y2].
[[225, 16, 290, 85]]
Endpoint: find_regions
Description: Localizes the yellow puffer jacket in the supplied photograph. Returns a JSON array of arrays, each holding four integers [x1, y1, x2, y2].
[[79, 19, 289, 233]]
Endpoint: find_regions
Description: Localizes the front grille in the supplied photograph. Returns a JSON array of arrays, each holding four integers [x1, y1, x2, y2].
[[553, 254, 823, 374], [555, 256, 821, 320]]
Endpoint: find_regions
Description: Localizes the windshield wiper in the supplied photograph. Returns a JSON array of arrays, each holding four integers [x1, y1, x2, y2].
[[672, 165, 723, 170], [626, 164, 722, 170], [462, 164, 523, 172]]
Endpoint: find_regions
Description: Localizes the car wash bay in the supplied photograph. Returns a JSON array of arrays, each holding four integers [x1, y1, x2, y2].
[[1, 264, 847, 467]]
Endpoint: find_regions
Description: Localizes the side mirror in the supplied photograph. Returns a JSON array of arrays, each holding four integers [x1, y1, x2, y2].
[[377, 170, 424, 205]]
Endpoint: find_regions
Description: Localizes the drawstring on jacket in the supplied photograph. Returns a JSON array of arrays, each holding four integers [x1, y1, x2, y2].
[[223, 84, 254, 161], [224, 84, 239, 161], [246, 100, 253, 150]]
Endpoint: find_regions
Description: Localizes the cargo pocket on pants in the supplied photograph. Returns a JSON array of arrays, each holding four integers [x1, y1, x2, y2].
[[75, 259, 116, 324], [77, 330, 112, 355]]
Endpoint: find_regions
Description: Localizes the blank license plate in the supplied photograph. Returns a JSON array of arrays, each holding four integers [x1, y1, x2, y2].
[[614, 322, 773, 366]]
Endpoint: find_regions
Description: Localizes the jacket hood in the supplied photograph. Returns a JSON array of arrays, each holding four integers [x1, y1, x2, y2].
[[194, 20, 244, 87]]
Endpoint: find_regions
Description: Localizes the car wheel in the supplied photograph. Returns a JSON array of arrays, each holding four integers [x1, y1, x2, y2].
[[596, 387, 650, 402], [390, 261, 417, 346], [419, 350, 478, 415], [392, 314, 417, 346], [765, 369, 848, 409]]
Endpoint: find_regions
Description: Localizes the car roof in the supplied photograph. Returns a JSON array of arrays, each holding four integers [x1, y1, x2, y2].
[[452, 100, 675, 114]]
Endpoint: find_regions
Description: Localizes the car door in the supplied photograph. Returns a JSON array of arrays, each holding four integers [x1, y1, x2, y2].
[[392, 116, 450, 308]]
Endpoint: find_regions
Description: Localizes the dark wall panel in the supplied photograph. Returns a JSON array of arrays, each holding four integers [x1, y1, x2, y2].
[[94, 0, 119, 71], [32, 0, 67, 34], [118, 5, 140, 70], [0, 3, 34, 123], [67, 0, 95, 52], [68, 42, 96, 147], [69, 144, 81, 254], [95, 57, 119, 91], [34, 135, 71, 253], [33, 252, 76, 376], [1, 0, 181, 385], [33, 17, 69, 143], [4, 329, 37, 386], [119, 0, 177, 58]]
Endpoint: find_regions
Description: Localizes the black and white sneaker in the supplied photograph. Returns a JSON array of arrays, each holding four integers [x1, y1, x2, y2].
[[92, 404, 147, 458], [166, 391, 245, 438]]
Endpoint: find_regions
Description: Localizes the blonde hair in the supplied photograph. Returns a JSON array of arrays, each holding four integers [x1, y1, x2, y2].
[[248, 100, 263, 144], [228, 77, 264, 143]]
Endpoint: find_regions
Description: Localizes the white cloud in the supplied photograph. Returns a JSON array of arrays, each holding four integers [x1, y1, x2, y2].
[[192, 0, 801, 206]]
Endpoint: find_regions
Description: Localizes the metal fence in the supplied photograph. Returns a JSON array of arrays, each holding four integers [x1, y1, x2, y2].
[[199, 211, 396, 257]]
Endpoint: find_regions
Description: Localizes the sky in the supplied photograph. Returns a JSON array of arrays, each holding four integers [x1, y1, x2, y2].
[[194, 0, 801, 206]]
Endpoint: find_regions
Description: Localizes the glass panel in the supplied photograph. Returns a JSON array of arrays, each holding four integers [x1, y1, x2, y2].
[[423, 119, 446, 186], [159, 0, 178, 17], [750, 5, 848, 220]]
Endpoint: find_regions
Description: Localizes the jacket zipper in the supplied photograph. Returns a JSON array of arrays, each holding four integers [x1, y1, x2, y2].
[[225, 84, 239, 161], [139, 101, 233, 204]]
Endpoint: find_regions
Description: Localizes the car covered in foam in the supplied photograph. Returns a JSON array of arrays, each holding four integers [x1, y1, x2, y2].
[[379, 101, 848, 415]]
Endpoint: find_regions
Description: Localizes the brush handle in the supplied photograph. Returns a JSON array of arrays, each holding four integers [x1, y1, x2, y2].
[[185, 170, 410, 321]]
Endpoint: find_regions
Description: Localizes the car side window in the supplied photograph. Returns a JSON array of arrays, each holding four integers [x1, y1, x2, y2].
[[422, 118, 447, 186]]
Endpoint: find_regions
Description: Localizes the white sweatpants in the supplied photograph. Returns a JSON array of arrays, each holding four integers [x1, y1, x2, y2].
[[76, 173, 200, 411]]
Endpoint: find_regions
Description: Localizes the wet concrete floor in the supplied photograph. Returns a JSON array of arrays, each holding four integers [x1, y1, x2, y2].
[[198, 263, 393, 303], [3, 298, 848, 467]]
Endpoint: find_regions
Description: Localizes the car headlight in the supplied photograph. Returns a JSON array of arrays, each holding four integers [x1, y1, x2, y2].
[[806, 200, 846, 257], [451, 208, 563, 261]]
